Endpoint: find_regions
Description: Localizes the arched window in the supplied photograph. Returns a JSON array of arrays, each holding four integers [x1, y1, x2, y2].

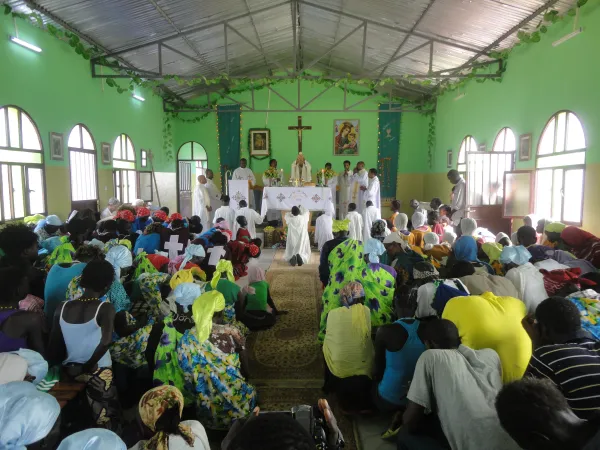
[[0, 105, 45, 221], [177, 141, 208, 217], [112, 134, 137, 204], [68, 124, 98, 210], [457, 136, 476, 174], [493, 127, 516, 152], [535, 111, 586, 224]]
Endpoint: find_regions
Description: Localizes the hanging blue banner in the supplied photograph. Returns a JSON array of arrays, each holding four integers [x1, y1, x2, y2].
[[378, 104, 402, 201]]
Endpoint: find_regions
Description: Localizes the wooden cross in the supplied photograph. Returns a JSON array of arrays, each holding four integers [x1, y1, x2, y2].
[[207, 246, 227, 266], [288, 116, 312, 154], [164, 235, 184, 260]]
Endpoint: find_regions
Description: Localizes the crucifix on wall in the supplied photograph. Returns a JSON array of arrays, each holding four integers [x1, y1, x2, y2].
[[288, 116, 312, 154]]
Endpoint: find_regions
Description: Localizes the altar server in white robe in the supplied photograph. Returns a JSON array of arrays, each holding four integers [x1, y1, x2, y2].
[[338, 160, 353, 219], [193, 175, 211, 227], [290, 153, 312, 182], [232, 199, 263, 239], [365, 168, 382, 215], [212, 195, 236, 226], [262, 159, 281, 223], [362, 200, 381, 242], [205, 169, 222, 223], [232, 158, 257, 208], [346, 203, 363, 241], [284, 205, 311, 266], [354, 161, 369, 214], [323, 162, 337, 212], [315, 201, 335, 251]]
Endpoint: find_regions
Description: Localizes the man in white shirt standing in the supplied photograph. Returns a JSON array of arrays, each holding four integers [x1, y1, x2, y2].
[[346, 203, 363, 241], [448, 169, 466, 228], [193, 175, 211, 228], [365, 168, 381, 216], [232, 200, 263, 239], [284, 205, 311, 266], [323, 162, 337, 215], [291, 153, 312, 182], [205, 169, 222, 224], [354, 161, 369, 214], [232, 158, 257, 208], [338, 160, 353, 219], [212, 195, 236, 227], [362, 200, 381, 242]]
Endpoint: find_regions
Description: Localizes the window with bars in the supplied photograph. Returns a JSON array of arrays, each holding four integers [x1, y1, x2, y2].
[[535, 111, 586, 224], [457, 136, 476, 174], [68, 124, 98, 202], [141, 149, 148, 168], [0, 105, 45, 221], [113, 134, 137, 204]]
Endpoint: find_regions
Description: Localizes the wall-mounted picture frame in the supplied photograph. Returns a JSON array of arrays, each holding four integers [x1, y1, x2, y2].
[[50, 132, 64, 161], [519, 133, 532, 161], [101, 142, 112, 165], [334, 119, 359, 156], [478, 143, 487, 152], [249, 129, 270, 156], [446, 149, 453, 168]]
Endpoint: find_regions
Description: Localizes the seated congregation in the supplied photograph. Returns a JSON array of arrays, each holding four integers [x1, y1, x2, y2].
[[1, 197, 356, 450], [315, 188, 600, 449]]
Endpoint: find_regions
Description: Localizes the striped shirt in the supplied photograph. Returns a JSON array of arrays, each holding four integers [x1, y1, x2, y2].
[[526, 338, 600, 419]]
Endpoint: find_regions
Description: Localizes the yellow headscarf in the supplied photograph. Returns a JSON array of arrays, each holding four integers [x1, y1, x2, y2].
[[210, 260, 235, 289], [192, 291, 226, 343], [169, 267, 206, 290], [482, 242, 503, 263], [332, 219, 350, 233]]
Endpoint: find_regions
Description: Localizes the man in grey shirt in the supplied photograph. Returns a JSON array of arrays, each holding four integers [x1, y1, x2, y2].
[[399, 319, 520, 450]]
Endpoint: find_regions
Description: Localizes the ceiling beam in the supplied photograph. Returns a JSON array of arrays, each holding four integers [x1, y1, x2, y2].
[[326, 0, 348, 71], [378, 0, 436, 78], [226, 24, 291, 74], [303, 21, 365, 71], [450, 0, 561, 73], [241, 0, 272, 75], [297, 0, 489, 56]]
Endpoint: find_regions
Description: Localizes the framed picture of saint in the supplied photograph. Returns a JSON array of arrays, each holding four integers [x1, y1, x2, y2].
[[334, 119, 359, 156], [249, 129, 270, 156]]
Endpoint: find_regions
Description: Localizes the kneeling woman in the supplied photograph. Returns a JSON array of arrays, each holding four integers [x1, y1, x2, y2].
[[323, 282, 374, 413], [238, 266, 284, 331], [48, 260, 122, 432]]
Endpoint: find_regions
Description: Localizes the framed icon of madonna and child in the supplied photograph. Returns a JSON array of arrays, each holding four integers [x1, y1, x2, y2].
[[334, 120, 359, 156]]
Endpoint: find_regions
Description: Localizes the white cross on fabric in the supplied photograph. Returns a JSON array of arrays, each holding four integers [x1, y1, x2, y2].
[[164, 235, 183, 259], [207, 246, 226, 266]]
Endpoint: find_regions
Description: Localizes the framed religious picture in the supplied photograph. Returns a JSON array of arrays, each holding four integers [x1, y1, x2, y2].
[[519, 133, 532, 161], [334, 119, 359, 156], [249, 129, 270, 156], [50, 132, 64, 161], [446, 150, 453, 168], [101, 142, 112, 165]]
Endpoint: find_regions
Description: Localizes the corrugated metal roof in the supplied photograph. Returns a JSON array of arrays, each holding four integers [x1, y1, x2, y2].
[[7, 0, 579, 100]]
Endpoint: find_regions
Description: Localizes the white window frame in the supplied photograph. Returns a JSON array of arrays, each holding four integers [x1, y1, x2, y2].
[[68, 123, 98, 203]]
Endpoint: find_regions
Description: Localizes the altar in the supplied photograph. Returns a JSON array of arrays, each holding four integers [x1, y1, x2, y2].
[[261, 186, 332, 216]]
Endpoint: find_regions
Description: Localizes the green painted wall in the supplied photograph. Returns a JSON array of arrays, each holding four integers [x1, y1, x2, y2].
[[0, 15, 166, 172]]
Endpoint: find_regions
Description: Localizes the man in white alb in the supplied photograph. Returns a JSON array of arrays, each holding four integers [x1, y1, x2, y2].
[[212, 195, 236, 227], [338, 160, 352, 219], [232, 199, 263, 239], [362, 200, 381, 242], [346, 203, 363, 241], [193, 175, 211, 228], [353, 161, 369, 214], [205, 169, 222, 223], [290, 153, 312, 182], [447, 169, 467, 228], [364, 168, 381, 216], [232, 158, 257, 208], [284, 205, 311, 266], [323, 162, 337, 213], [315, 201, 335, 251]]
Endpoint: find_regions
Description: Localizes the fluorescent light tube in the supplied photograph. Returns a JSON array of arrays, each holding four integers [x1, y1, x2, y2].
[[454, 93, 465, 101], [9, 36, 42, 53], [132, 94, 145, 102], [552, 28, 582, 47]]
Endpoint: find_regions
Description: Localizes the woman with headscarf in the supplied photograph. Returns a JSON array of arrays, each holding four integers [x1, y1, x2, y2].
[[393, 213, 415, 246], [0, 381, 61, 449], [134, 222, 163, 256], [364, 238, 388, 266], [501, 245, 548, 313], [152, 292, 256, 429], [370, 219, 389, 243], [410, 212, 430, 248], [319, 239, 395, 342], [542, 221, 566, 248], [561, 227, 600, 268], [206, 260, 248, 334], [323, 281, 374, 413], [495, 232, 512, 247], [239, 265, 282, 331], [422, 232, 451, 264], [389, 200, 401, 232], [450, 235, 494, 275], [442, 229, 457, 246], [166, 244, 206, 276], [130, 386, 210, 450], [57, 429, 126, 450], [482, 242, 505, 275], [132, 207, 153, 234], [227, 237, 261, 279]]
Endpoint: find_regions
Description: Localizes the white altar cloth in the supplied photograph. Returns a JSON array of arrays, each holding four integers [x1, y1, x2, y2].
[[228, 180, 250, 211], [261, 187, 332, 216]]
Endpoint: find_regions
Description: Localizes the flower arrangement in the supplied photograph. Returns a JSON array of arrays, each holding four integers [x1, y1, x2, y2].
[[264, 226, 275, 232], [263, 167, 279, 179]]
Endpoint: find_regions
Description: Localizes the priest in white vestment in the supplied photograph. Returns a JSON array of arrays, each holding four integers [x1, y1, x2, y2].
[[263, 159, 282, 223], [322, 162, 337, 215], [232, 158, 257, 208], [353, 161, 369, 214], [205, 169, 222, 223], [338, 160, 353, 219], [193, 175, 211, 228], [283, 205, 311, 266], [315, 201, 335, 251], [346, 203, 363, 241], [365, 169, 382, 216], [290, 153, 312, 182], [232, 200, 263, 239], [362, 200, 382, 242], [212, 195, 236, 227]]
